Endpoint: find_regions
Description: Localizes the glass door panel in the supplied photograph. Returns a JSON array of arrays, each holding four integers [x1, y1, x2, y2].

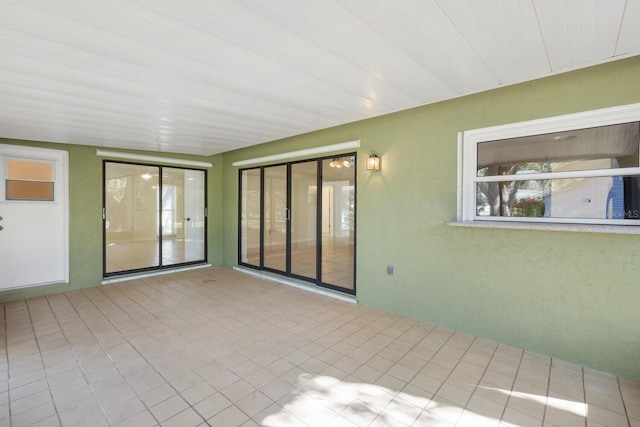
[[290, 161, 317, 279], [162, 168, 206, 266], [183, 169, 206, 263], [240, 169, 261, 266], [105, 163, 159, 273], [321, 157, 355, 290], [263, 165, 287, 271]]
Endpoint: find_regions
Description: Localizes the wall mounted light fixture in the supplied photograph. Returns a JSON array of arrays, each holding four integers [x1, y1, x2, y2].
[[366, 153, 380, 171]]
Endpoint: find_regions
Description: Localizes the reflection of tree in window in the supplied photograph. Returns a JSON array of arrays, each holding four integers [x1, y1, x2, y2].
[[106, 177, 131, 231], [106, 178, 127, 203], [477, 165, 522, 216], [477, 162, 551, 217]]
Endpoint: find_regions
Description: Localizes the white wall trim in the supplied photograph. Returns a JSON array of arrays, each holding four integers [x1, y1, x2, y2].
[[101, 263, 212, 284], [463, 103, 640, 143], [447, 220, 640, 234], [234, 266, 357, 304], [96, 150, 212, 168], [232, 140, 360, 167]]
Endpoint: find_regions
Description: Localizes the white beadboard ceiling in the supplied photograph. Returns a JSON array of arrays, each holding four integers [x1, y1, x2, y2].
[[0, 0, 639, 156]]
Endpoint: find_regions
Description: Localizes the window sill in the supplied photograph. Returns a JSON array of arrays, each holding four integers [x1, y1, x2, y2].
[[446, 220, 640, 235]]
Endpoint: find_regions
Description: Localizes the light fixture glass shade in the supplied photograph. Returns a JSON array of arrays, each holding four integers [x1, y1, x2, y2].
[[329, 157, 352, 168], [366, 153, 380, 171]]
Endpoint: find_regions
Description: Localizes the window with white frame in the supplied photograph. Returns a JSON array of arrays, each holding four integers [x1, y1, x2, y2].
[[459, 104, 640, 225]]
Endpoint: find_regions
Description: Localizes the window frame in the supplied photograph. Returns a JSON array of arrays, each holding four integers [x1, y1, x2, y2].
[[459, 103, 640, 225]]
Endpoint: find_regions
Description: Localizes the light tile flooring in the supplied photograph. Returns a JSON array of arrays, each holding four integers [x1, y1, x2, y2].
[[1, 267, 638, 427]]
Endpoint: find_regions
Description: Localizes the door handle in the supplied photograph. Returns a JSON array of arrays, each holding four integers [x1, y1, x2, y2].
[[0, 225, 3, 231], [0, 216, 3, 221], [185, 217, 191, 221], [284, 208, 290, 220]]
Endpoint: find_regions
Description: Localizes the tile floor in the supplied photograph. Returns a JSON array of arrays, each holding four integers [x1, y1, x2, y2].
[[0, 267, 638, 427]]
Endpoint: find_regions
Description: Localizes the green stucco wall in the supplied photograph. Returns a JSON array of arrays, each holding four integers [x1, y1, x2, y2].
[[220, 56, 640, 381], [0, 141, 224, 302]]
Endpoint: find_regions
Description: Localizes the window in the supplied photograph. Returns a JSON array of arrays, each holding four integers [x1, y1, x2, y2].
[[5, 158, 55, 201], [460, 103, 640, 225]]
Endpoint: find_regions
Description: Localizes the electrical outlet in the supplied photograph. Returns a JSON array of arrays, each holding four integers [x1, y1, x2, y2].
[[387, 265, 394, 276]]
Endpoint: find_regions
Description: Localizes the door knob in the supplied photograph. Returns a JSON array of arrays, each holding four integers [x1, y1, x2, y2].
[[0, 216, 3, 221], [0, 225, 3, 231]]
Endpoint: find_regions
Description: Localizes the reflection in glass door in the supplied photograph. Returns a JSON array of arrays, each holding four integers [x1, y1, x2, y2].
[[321, 158, 355, 290], [263, 165, 287, 272], [105, 163, 159, 273], [183, 169, 206, 262], [240, 169, 261, 266], [104, 162, 207, 276], [162, 168, 206, 266], [291, 161, 317, 279], [162, 185, 176, 236], [238, 154, 355, 294]]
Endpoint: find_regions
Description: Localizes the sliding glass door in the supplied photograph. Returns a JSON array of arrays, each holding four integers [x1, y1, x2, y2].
[[238, 154, 355, 293], [104, 161, 207, 276]]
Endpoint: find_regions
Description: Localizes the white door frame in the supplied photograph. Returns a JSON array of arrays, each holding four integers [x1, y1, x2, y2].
[[0, 144, 69, 289]]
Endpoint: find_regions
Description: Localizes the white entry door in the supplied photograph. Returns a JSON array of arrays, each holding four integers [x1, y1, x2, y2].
[[0, 144, 68, 290]]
